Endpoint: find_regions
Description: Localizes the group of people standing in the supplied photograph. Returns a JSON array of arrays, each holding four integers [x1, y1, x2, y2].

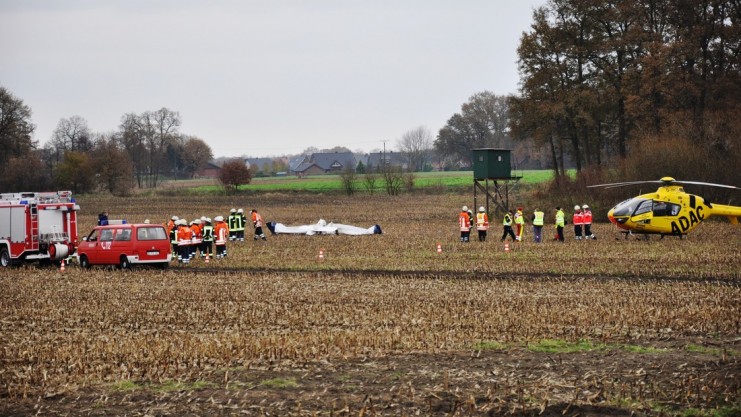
[[165, 208, 266, 264], [458, 205, 595, 243]]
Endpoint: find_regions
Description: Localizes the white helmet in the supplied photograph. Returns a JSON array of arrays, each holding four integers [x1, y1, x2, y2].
[[462, 206, 468, 212], [171, 215, 179, 221], [200, 216, 207, 221], [214, 215, 224, 222], [574, 205, 581, 211], [237, 208, 243, 213], [479, 206, 485, 212], [144, 219, 150, 224], [230, 208, 236, 213], [205, 217, 212, 223], [582, 204, 589, 209], [194, 219, 201, 225]]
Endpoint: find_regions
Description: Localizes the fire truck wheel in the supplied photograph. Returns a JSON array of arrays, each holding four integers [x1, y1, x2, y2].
[[0, 248, 10, 268], [79, 255, 91, 269], [119, 255, 131, 270]]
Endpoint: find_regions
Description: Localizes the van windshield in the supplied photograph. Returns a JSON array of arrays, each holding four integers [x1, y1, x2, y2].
[[138, 227, 167, 241]]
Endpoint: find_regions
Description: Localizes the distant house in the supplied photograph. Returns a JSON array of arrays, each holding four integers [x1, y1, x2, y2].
[[364, 151, 409, 171], [197, 161, 222, 179], [244, 157, 275, 175], [292, 152, 357, 176]]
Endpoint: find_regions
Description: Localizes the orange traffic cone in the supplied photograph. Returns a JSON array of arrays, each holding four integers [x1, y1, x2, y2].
[[437, 242, 442, 254], [504, 242, 510, 253], [318, 248, 325, 261], [205, 253, 210, 263], [60, 259, 65, 272]]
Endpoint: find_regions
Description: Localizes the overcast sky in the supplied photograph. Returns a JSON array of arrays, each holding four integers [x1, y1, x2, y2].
[[1, 0, 544, 158]]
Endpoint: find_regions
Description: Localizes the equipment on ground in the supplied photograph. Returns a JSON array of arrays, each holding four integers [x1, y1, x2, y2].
[[0, 191, 80, 267], [588, 177, 740, 238]]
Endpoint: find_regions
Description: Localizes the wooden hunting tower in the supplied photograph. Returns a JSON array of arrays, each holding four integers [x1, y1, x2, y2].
[[471, 148, 521, 215]]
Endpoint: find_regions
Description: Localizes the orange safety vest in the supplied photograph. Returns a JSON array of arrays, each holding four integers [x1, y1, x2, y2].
[[583, 210, 592, 224], [476, 212, 489, 230], [573, 211, 584, 225], [251, 212, 263, 227], [214, 222, 229, 245], [177, 226, 192, 245], [459, 211, 471, 231]]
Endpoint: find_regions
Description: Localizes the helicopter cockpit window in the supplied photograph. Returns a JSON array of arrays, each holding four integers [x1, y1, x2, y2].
[[612, 198, 647, 217], [653, 201, 681, 217], [633, 199, 653, 216]]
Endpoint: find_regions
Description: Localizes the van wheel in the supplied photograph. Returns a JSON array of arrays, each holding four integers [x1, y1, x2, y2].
[[119, 256, 131, 270], [79, 255, 91, 269], [0, 248, 10, 268], [156, 262, 169, 270]]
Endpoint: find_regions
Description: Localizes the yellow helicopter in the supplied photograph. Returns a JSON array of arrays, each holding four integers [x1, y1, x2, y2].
[[588, 177, 740, 238]]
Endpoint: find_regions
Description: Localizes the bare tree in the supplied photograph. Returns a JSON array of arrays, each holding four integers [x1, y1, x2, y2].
[[397, 126, 433, 172], [382, 166, 404, 196], [47, 116, 93, 163], [339, 167, 357, 196], [363, 172, 378, 194]]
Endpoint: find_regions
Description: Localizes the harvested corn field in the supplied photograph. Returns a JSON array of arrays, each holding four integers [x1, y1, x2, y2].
[[1, 193, 739, 416]]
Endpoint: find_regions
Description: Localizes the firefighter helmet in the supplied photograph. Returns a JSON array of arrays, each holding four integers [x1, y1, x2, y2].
[[479, 206, 485, 212], [574, 205, 581, 211], [462, 206, 468, 212]]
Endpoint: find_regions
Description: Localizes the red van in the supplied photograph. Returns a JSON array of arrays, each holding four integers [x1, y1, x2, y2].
[[77, 224, 171, 269]]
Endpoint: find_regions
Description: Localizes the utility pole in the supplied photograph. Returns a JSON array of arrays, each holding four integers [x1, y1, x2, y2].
[[381, 140, 387, 170]]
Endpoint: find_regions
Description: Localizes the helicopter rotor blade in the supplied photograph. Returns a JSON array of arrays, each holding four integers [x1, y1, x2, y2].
[[674, 181, 740, 190], [587, 180, 662, 189]]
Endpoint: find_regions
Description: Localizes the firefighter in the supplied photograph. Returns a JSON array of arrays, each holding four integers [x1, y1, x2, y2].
[[190, 219, 202, 259], [201, 217, 214, 259], [458, 205, 471, 243], [251, 209, 266, 240], [177, 219, 192, 263], [573, 205, 584, 240], [501, 210, 516, 242], [582, 204, 595, 239], [168, 215, 179, 256], [228, 208, 238, 241], [514, 207, 525, 241], [214, 215, 229, 258], [475, 206, 489, 242], [236, 208, 247, 241], [554, 207, 565, 242], [532, 208, 545, 243]]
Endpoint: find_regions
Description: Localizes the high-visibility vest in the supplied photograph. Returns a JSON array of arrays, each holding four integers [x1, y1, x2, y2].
[[514, 211, 524, 225], [573, 212, 584, 225], [233, 215, 244, 232], [503, 213, 512, 226], [252, 212, 263, 228], [533, 211, 544, 226], [583, 210, 592, 224], [202, 225, 214, 242], [177, 226, 192, 245], [458, 212, 471, 231], [228, 214, 237, 230], [476, 213, 489, 230], [215, 223, 228, 245], [555, 210, 565, 227]]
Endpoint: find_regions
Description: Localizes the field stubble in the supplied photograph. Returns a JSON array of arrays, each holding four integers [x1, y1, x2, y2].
[[1, 192, 739, 415]]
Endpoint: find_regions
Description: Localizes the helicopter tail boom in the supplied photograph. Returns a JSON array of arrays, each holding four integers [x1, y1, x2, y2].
[[706, 203, 741, 225]]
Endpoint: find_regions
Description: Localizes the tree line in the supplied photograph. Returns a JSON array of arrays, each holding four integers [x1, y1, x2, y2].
[[2, 0, 737, 194], [0, 86, 212, 195]]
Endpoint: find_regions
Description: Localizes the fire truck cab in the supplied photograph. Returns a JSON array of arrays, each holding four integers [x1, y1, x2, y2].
[[0, 191, 79, 267]]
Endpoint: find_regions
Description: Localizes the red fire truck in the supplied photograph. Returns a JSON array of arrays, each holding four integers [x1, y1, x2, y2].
[[0, 191, 79, 267]]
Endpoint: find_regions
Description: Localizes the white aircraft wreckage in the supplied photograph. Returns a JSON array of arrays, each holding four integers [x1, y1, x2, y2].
[[267, 219, 382, 236]]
